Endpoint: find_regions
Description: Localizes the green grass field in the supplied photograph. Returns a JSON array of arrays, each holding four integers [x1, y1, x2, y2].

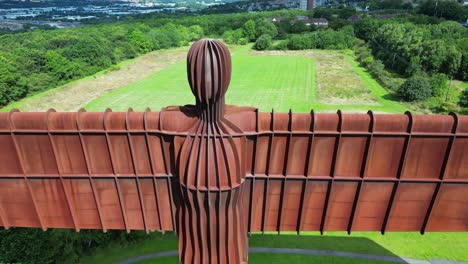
[[82, 231, 468, 264], [85, 46, 408, 113]]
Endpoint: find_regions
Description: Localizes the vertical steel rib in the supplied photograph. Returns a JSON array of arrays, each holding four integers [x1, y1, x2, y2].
[[103, 109, 130, 233], [278, 110, 293, 234], [381, 111, 413, 234], [320, 110, 342, 235], [261, 109, 274, 234], [248, 109, 259, 234], [76, 109, 106, 232], [297, 110, 315, 234], [347, 110, 374, 234], [45, 109, 80, 232], [143, 108, 164, 231], [125, 109, 149, 233], [8, 109, 46, 231], [421, 112, 459, 234], [160, 111, 177, 234]]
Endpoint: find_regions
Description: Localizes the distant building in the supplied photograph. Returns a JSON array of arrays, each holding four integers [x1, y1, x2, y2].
[[309, 17, 328, 28], [293, 16, 329, 28], [268, 17, 285, 23], [299, 0, 320, 10], [299, 0, 308, 10]]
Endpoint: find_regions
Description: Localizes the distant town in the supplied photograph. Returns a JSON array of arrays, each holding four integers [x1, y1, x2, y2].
[[0, 0, 221, 30], [0, 0, 467, 32], [0, 0, 334, 31]]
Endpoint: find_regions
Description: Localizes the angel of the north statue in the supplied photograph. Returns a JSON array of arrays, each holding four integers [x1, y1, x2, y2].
[[0, 39, 467, 264]]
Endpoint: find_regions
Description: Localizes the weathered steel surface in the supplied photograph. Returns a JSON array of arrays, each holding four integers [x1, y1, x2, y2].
[[0, 39, 467, 263]]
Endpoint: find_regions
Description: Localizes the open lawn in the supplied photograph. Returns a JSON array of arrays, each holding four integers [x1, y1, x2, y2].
[[81, 232, 468, 264], [2, 45, 410, 113], [85, 45, 408, 113]]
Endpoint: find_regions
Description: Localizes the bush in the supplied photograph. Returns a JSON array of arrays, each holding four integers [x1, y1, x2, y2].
[[254, 34, 272, 51], [273, 40, 289, 50], [459, 90, 468, 108], [0, 228, 153, 264], [398, 75, 432, 101], [430, 73, 448, 98], [287, 35, 313, 50], [237, 38, 248, 45], [438, 102, 459, 113]]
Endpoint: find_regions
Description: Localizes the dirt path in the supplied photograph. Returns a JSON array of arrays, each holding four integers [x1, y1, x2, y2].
[[2, 47, 188, 112]]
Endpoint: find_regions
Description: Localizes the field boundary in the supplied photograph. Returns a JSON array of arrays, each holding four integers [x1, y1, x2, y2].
[[115, 248, 468, 264]]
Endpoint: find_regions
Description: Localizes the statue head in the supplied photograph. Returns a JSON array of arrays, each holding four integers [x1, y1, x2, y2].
[[187, 39, 232, 106]]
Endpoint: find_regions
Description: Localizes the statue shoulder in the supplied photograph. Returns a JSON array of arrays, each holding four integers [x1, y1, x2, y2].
[[160, 105, 198, 132], [224, 105, 258, 132]]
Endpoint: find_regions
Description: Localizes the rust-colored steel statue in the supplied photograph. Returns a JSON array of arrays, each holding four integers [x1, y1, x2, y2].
[[176, 39, 248, 263], [0, 39, 467, 264]]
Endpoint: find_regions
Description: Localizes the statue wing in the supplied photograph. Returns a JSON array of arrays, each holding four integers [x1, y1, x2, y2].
[[236, 110, 468, 234], [0, 109, 178, 233]]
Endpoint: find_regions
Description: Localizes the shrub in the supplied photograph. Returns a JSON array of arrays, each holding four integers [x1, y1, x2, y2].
[[287, 35, 313, 50], [397, 75, 432, 101], [273, 40, 289, 50], [222, 31, 234, 44], [0, 228, 154, 264], [254, 34, 272, 51], [430, 73, 448, 98], [237, 38, 248, 45], [459, 89, 468, 108]]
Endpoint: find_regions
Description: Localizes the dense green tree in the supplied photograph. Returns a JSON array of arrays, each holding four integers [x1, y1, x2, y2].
[[62, 37, 113, 68], [0, 54, 26, 105], [290, 21, 309, 34], [440, 45, 462, 101], [353, 18, 380, 41], [398, 75, 432, 101], [255, 20, 278, 38], [188, 25, 204, 41], [418, 0, 467, 21], [222, 30, 235, 44], [45, 51, 82, 81], [459, 89, 468, 108], [254, 34, 272, 50], [243, 20, 256, 41], [457, 44, 468, 81], [430, 73, 449, 98], [421, 39, 449, 73], [129, 29, 153, 53], [287, 34, 313, 50]]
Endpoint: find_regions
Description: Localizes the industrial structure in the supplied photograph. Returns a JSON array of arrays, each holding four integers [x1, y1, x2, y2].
[[0, 39, 466, 263]]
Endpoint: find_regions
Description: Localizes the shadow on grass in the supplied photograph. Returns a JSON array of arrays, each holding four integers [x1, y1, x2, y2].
[[248, 233, 399, 258], [382, 93, 402, 103]]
